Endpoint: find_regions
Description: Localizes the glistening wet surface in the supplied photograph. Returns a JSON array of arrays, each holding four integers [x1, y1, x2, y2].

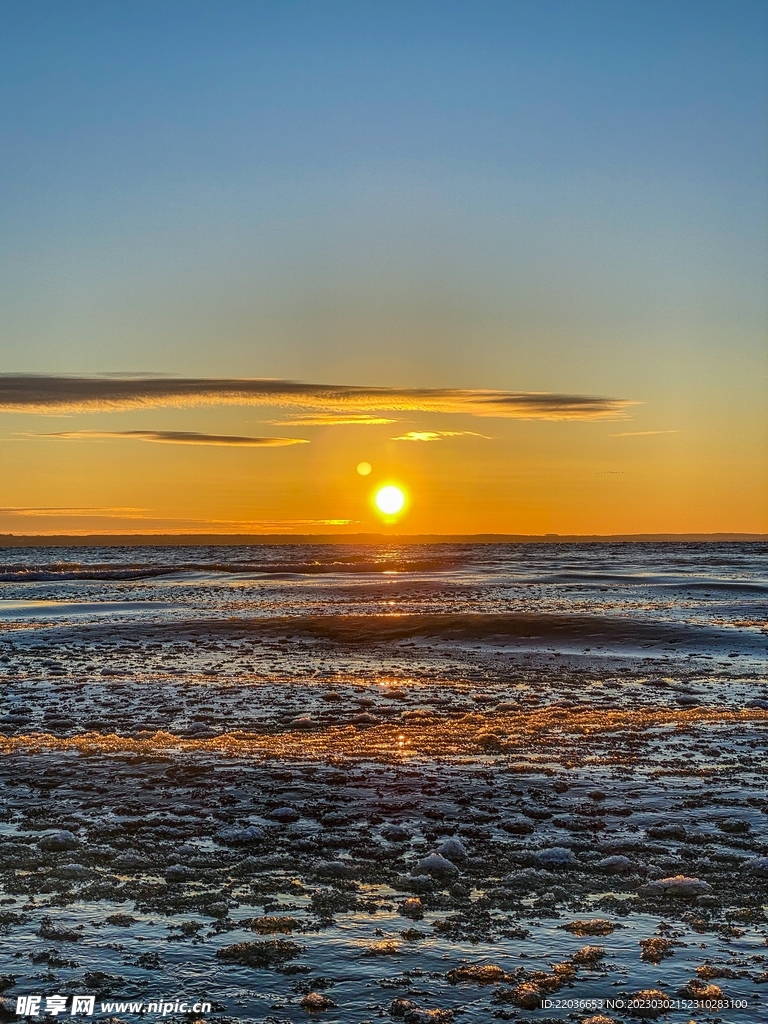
[[0, 542, 766, 1023]]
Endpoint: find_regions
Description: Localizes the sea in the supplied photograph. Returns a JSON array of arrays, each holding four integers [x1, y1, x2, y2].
[[0, 542, 766, 1023]]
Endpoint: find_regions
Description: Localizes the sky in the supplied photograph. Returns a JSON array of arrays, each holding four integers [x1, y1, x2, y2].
[[1, 0, 766, 536]]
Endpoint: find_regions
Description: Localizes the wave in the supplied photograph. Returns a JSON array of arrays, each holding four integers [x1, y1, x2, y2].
[[0, 557, 458, 583]]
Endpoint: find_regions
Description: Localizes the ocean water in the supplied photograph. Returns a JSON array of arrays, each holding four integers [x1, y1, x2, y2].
[[0, 542, 766, 1023]]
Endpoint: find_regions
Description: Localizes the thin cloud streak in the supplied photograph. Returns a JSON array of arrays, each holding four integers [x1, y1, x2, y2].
[[610, 429, 679, 437], [36, 430, 308, 447], [0, 507, 148, 518], [271, 413, 397, 426], [392, 430, 492, 441], [0, 375, 636, 420]]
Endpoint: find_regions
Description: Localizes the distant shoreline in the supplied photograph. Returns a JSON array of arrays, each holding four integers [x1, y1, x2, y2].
[[0, 532, 765, 548]]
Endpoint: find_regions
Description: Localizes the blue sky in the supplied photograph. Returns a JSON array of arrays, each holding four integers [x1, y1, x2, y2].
[[0, 1, 766, 533]]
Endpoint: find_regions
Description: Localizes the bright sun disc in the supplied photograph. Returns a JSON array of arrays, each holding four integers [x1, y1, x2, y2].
[[374, 485, 406, 516]]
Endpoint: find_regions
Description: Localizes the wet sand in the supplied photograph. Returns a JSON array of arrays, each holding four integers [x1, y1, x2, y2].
[[0, 543, 766, 1022]]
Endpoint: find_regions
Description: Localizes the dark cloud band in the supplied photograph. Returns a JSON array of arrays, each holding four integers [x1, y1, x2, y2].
[[0, 375, 634, 420], [37, 430, 308, 447]]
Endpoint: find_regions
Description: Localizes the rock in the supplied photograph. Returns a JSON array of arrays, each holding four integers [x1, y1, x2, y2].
[[400, 897, 423, 920], [364, 940, 400, 956], [677, 979, 722, 999], [54, 863, 89, 879], [404, 1011, 453, 1023], [315, 859, 355, 878], [390, 999, 418, 1018], [563, 918, 614, 937], [641, 875, 712, 897], [446, 964, 507, 985], [105, 914, 137, 927], [217, 825, 264, 844], [639, 937, 675, 962], [582, 1017, 617, 1024], [696, 965, 740, 980], [382, 824, 410, 842], [572, 945, 606, 965], [503, 867, 544, 890], [401, 873, 435, 893], [216, 939, 301, 967], [507, 982, 541, 1009], [186, 723, 215, 736], [536, 846, 577, 868], [39, 830, 78, 852], [437, 837, 468, 861], [301, 991, 337, 1012], [717, 817, 750, 834], [291, 716, 314, 729], [598, 855, 634, 874], [37, 916, 82, 941], [474, 731, 504, 750], [646, 823, 686, 840], [251, 915, 300, 933], [204, 902, 229, 919], [269, 806, 300, 823], [743, 856, 768, 876], [352, 713, 379, 725], [415, 852, 458, 878], [165, 864, 196, 882], [500, 817, 534, 835], [320, 812, 348, 827]]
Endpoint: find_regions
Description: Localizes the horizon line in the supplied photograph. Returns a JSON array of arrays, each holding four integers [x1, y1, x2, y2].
[[0, 531, 765, 548]]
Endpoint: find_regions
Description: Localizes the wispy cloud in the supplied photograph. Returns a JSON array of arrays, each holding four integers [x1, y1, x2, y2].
[[0, 506, 148, 518], [610, 429, 679, 437], [35, 430, 308, 447], [271, 413, 397, 426], [0, 375, 636, 421], [0, 508, 356, 532], [391, 430, 492, 442]]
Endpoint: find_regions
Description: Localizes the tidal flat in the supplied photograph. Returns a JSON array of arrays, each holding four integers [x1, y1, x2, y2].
[[0, 542, 766, 1023]]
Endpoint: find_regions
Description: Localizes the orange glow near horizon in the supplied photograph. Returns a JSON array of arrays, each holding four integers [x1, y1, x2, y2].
[[0, 391, 766, 537]]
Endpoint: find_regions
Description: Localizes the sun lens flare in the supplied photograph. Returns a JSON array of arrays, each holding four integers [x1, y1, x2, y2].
[[374, 484, 406, 517]]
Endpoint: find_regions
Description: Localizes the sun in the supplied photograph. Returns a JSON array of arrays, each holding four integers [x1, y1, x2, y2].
[[374, 484, 406, 516]]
